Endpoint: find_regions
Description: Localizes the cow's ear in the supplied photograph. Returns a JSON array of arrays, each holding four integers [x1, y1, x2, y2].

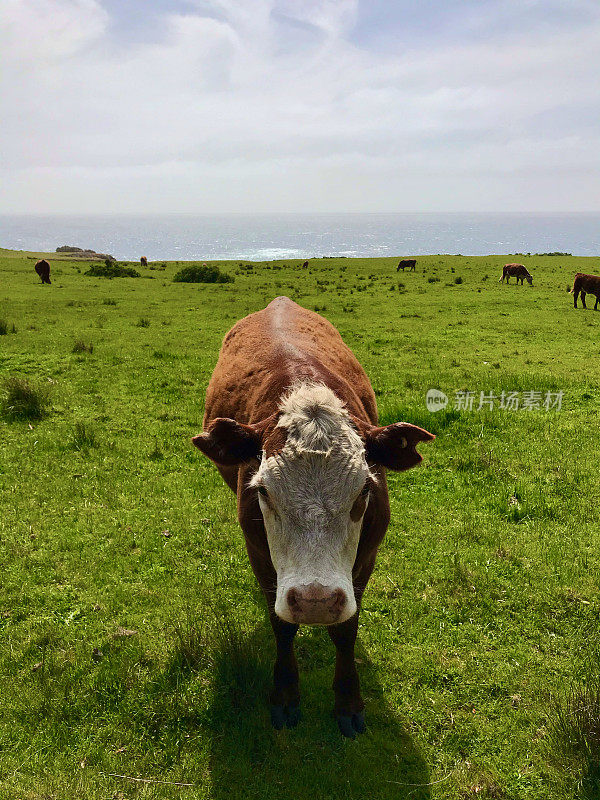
[[192, 418, 263, 466], [364, 422, 434, 471]]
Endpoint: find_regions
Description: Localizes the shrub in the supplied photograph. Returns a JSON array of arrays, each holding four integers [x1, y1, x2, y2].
[[428, 276, 440, 284], [1, 376, 51, 420], [454, 276, 463, 284], [173, 265, 234, 284], [84, 263, 140, 278], [137, 317, 150, 328], [102, 298, 117, 305]]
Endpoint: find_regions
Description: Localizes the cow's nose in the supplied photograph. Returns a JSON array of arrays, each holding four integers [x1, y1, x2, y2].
[[286, 583, 347, 624]]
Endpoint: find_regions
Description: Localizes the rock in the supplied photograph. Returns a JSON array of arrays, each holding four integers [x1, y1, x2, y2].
[[114, 626, 138, 638], [56, 246, 116, 261]]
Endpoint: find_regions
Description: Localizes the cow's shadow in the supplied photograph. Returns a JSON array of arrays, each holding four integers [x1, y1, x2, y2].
[[204, 613, 431, 800]]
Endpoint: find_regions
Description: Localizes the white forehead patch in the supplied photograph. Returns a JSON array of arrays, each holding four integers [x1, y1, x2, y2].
[[276, 382, 365, 455], [250, 381, 375, 501]]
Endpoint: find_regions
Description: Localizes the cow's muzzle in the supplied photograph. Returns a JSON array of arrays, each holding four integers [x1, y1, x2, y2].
[[283, 582, 351, 625]]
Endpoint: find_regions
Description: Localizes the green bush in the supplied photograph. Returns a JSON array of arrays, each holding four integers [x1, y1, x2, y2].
[[173, 265, 234, 284], [84, 263, 140, 278]]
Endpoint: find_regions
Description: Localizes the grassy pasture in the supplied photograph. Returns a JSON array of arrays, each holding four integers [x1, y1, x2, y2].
[[1, 249, 600, 799]]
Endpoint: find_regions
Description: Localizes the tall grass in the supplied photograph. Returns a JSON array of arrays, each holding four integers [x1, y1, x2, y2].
[[549, 668, 600, 797], [72, 421, 97, 450], [1, 376, 51, 420], [72, 339, 94, 354]]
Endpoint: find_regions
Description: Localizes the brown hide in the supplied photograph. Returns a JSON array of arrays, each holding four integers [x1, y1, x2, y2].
[[572, 273, 600, 309], [34, 259, 51, 284], [500, 264, 533, 283]]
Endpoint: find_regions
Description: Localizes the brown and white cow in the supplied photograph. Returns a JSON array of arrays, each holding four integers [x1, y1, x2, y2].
[[499, 264, 533, 285], [34, 259, 51, 284], [397, 259, 416, 272], [140, 256, 148, 268], [192, 297, 434, 737], [571, 273, 600, 310]]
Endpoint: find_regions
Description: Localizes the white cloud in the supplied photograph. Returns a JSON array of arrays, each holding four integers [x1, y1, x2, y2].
[[1, 0, 599, 211], [0, 0, 108, 62]]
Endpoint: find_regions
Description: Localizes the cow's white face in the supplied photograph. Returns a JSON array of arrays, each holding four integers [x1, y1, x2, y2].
[[250, 384, 374, 625]]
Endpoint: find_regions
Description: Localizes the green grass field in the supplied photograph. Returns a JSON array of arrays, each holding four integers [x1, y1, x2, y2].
[[1, 249, 600, 799]]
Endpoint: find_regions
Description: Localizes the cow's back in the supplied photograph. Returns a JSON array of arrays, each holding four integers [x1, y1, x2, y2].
[[203, 297, 377, 427]]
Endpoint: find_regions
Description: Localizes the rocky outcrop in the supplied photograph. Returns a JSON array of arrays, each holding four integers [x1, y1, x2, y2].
[[56, 246, 116, 261]]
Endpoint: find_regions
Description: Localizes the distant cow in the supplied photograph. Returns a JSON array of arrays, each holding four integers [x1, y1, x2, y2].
[[302, 261, 309, 268], [571, 273, 600, 310], [499, 264, 533, 285], [140, 256, 148, 267], [397, 259, 416, 272], [193, 297, 434, 737], [34, 259, 51, 284]]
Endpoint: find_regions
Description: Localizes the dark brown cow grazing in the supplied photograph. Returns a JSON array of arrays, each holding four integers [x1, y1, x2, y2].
[[34, 259, 51, 284], [140, 256, 148, 268], [571, 273, 600, 310], [499, 263, 533, 285], [397, 259, 416, 272], [193, 297, 434, 737], [302, 260, 309, 268]]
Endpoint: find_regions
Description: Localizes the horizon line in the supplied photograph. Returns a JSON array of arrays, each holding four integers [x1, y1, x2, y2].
[[2, 210, 600, 217]]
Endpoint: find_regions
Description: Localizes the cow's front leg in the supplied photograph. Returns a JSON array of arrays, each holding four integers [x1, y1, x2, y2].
[[269, 611, 301, 729], [328, 614, 366, 738]]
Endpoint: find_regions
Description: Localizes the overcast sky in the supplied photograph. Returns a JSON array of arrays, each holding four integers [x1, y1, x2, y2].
[[1, 0, 599, 213]]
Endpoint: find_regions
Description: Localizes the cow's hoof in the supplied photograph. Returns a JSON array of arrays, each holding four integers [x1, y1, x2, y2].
[[337, 711, 366, 738], [270, 703, 301, 730]]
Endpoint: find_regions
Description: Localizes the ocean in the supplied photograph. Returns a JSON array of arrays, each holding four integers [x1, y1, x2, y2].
[[1, 213, 599, 262]]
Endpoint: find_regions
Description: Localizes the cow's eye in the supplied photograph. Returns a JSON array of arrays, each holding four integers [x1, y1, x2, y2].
[[257, 485, 269, 498], [361, 484, 370, 497]]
